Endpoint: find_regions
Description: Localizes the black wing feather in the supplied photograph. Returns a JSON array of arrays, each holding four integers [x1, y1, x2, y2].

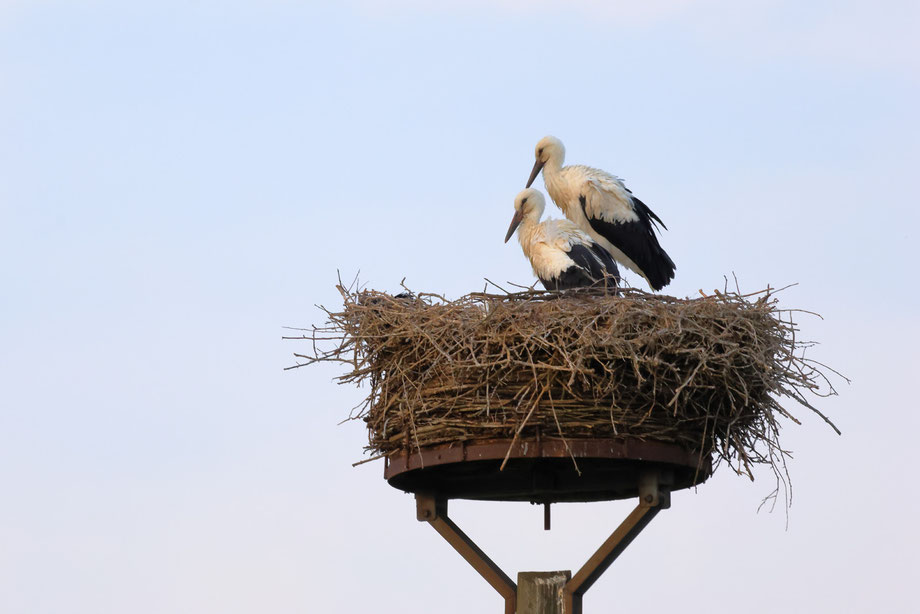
[[622, 185, 667, 231], [540, 243, 620, 292], [539, 266, 593, 292], [588, 243, 621, 289], [580, 194, 675, 291], [632, 196, 668, 231]]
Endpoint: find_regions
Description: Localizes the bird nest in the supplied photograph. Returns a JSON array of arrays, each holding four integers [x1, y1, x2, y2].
[[290, 282, 841, 483]]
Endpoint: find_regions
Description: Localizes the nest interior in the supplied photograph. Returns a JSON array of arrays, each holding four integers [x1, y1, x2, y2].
[[293, 285, 839, 481]]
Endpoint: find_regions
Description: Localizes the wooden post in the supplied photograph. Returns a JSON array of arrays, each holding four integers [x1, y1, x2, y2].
[[516, 571, 571, 614]]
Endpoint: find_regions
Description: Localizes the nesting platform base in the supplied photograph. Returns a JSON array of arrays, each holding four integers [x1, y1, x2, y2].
[[384, 438, 711, 503]]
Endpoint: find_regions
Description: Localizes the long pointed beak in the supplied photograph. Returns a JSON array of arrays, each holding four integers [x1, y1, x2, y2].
[[504, 210, 524, 243], [525, 158, 544, 188]]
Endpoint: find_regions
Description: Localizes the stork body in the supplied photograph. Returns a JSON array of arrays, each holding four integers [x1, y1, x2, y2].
[[504, 189, 619, 292], [526, 136, 676, 291]]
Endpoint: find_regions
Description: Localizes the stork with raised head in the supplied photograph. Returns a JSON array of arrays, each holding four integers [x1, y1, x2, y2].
[[525, 136, 676, 291], [504, 188, 620, 292]]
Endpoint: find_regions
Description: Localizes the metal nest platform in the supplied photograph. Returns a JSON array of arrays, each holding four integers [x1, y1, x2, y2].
[[384, 437, 712, 504]]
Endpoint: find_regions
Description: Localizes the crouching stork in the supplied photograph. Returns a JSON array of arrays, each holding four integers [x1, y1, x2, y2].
[[526, 136, 676, 291], [504, 188, 619, 292]]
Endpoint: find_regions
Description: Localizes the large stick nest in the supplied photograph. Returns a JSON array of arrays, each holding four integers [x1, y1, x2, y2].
[[291, 283, 840, 481]]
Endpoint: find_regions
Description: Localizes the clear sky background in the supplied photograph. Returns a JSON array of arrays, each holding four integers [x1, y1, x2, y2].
[[1, 1, 918, 612]]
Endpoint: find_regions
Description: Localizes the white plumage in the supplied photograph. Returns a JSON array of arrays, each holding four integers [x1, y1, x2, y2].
[[526, 136, 676, 290], [504, 188, 619, 292]]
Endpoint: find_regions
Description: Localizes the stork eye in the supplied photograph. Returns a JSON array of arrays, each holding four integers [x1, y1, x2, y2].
[[538, 148, 544, 157], [521, 197, 528, 205]]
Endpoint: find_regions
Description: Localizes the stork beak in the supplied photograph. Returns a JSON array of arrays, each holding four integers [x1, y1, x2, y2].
[[525, 158, 544, 188], [504, 210, 524, 243]]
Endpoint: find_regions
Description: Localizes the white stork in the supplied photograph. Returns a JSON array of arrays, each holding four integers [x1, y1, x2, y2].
[[504, 188, 620, 292], [525, 136, 676, 291]]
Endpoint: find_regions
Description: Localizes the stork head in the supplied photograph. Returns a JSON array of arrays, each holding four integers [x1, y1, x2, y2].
[[504, 188, 546, 243], [526, 136, 565, 188]]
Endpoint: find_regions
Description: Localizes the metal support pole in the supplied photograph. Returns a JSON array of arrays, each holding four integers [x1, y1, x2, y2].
[[563, 471, 671, 614], [416, 493, 517, 614]]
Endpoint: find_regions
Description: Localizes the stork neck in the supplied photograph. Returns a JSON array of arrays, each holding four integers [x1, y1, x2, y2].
[[517, 215, 539, 256], [541, 157, 563, 190], [543, 156, 563, 175], [541, 159, 567, 208]]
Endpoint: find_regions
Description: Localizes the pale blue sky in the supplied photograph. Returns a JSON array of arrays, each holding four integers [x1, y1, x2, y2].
[[1, 1, 918, 612]]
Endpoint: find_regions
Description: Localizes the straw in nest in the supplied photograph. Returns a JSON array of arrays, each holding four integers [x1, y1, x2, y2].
[[289, 281, 842, 491]]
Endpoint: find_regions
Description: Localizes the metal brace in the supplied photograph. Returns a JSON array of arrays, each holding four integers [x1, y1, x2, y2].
[[414, 469, 672, 614]]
